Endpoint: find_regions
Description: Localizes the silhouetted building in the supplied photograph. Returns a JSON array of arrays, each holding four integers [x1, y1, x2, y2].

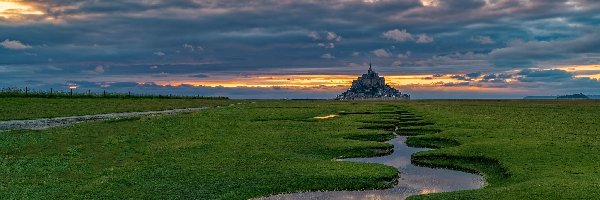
[[336, 64, 410, 100]]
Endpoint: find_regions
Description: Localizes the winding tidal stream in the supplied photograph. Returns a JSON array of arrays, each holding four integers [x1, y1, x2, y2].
[[258, 134, 485, 200]]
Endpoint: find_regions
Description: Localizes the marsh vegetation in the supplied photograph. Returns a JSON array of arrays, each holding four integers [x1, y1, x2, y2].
[[1, 99, 599, 199]]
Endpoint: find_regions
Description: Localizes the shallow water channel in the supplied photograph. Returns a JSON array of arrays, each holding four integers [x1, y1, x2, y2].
[[258, 135, 485, 200]]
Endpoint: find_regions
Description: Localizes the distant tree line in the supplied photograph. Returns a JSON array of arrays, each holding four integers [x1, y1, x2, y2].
[[557, 93, 589, 99], [0, 87, 228, 100]]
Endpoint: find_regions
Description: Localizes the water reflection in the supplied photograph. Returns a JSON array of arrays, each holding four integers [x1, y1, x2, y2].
[[314, 115, 338, 119], [257, 136, 484, 200]]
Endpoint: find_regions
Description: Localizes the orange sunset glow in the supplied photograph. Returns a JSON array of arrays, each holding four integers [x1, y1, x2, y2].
[[2, 0, 599, 99], [149, 74, 465, 88], [0, 1, 43, 19], [555, 64, 600, 80], [135, 72, 525, 94], [4, 1, 600, 198], [556, 64, 600, 72]]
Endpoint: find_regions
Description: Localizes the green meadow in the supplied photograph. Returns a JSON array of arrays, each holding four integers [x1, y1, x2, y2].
[[406, 100, 600, 199], [1, 98, 599, 199], [0, 97, 235, 120]]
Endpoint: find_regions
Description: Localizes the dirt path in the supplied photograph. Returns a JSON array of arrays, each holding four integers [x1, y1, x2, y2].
[[0, 107, 212, 131]]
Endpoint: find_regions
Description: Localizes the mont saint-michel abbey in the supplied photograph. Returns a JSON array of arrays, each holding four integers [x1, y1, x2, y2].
[[336, 64, 410, 100]]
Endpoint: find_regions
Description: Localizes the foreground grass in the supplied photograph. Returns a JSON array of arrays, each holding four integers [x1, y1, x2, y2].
[[3, 100, 600, 199], [0, 101, 399, 199], [0, 97, 235, 120], [405, 100, 600, 199]]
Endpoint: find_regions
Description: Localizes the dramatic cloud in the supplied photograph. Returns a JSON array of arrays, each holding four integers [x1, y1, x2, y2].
[[397, 51, 411, 58], [383, 29, 434, 43], [473, 36, 495, 44], [318, 43, 335, 49], [383, 29, 414, 42], [1, 39, 31, 50], [517, 69, 573, 82], [451, 72, 482, 81], [191, 74, 210, 78], [321, 53, 335, 59], [82, 65, 107, 75], [420, 0, 440, 7], [183, 44, 203, 52], [326, 32, 342, 42], [489, 33, 600, 68], [310, 31, 342, 49], [307, 31, 320, 40], [415, 34, 434, 43], [1, 0, 600, 98], [372, 49, 392, 57]]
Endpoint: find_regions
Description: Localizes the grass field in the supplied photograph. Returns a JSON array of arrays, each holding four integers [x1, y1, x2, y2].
[[405, 100, 600, 199], [0, 97, 235, 120], [1, 99, 599, 199], [0, 100, 400, 199]]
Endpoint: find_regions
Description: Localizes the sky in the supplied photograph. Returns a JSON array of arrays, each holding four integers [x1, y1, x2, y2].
[[1, 0, 600, 99]]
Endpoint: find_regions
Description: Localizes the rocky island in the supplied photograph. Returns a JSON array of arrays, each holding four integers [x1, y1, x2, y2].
[[336, 64, 410, 100]]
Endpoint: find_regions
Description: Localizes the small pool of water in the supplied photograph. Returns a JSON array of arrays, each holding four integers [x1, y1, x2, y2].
[[314, 115, 338, 119], [257, 136, 485, 200]]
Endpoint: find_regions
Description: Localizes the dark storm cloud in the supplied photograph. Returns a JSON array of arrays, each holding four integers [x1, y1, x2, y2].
[[441, 82, 471, 87], [450, 72, 482, 81], [191, 74, 210, 78], [479, 73, 512, 83], [450, 75, 470, 81], [489, 33, 600, 68], [2, 0, 600, 98], [516, 69, 573, 82], [481, 74, 496, 80]]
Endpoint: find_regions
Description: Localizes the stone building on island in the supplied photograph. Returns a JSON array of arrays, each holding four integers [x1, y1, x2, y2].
[[336, 64, 410, 100]]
